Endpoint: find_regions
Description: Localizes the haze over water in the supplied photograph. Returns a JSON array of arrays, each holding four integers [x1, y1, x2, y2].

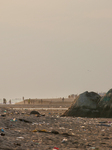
[[0, 1, 112, 100]]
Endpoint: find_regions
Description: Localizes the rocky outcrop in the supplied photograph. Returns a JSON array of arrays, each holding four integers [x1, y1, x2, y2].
[[62, 91, 101, 117], [62, 89, 112, 118]]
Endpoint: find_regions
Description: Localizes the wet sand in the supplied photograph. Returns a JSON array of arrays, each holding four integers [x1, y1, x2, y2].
[[0, 104, 112, 150]]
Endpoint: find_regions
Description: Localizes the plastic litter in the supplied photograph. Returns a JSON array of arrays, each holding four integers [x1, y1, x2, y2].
[[16, 137, 24, 140], [97, 124, 111, 127], [1, 129, 4, 132], [32, 129, 38, 132], [1, 133, 5, 136], [53, 147, 59, 150], [14, 143, 21, 146], [1, 114, 6, 117], [10, 118, 17, 122], [59, 127, 65, 130], [62, 138, 68, 143], [38, 129, 47, 132], [99, 121, 107, 123], [19, 119, 32, 123]]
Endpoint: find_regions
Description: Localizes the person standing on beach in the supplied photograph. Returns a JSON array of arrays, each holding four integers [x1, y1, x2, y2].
[[9, 99, 11, 104], [28, 98, 30, 104], [3, 98, 6, 104], [62, 97, 64, 102]]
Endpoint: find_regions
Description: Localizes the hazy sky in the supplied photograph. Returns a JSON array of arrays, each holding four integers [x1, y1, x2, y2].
[[0, 0, 112, 99]]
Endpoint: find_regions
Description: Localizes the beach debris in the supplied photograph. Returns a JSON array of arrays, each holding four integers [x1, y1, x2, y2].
[[99, 121, 107, 123], [21, 112, 25, 114], [5, 127, 9, 129], [1, 114, 6, 117], [1, 129, 4, 132], [97, 124, 111, 127], [16, 137, 24, 140], [38, 129, 48, 132], [53, 147, 59, 150], [62, 138, 68, 143], [51, 130, 59, 134], [32, 123, 38, 125], [32, 129, 38, 132], [10, 118, 17, 122], [59, 127, 65, 130], [30, 110, 40, 115], [61, 133, 70, 136], [1, 133, 5, 136], [14, 143, 21, 146], [108, 121, 111, 123], [19, 119, 32, 123]]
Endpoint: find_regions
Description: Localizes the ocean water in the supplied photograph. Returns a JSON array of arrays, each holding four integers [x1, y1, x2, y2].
[[0, 98, 23, 104]]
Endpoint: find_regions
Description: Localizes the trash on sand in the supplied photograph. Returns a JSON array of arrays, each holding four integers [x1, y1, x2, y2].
[[10, 118, 17, 122], [35, 143, 39, 145], [69, 129, 72, 131], [32, 122, 38, 125], [1, 114, 6, 117], [30, 111, 40, 115], [62, 138, 68, 143], [53, 147, 59, 150], [51, 130, 59, 134], [99, 121, 107, 123], [97, 124, 111, 127], [14, 143, 21, 146], [59, 127, 65, 130], [16, 137, 24, 140], [80, 126, 85, 128], [1, 133, 5, 136], [61, 133, 70, 136], [32, 129, 38, 132], [108, 121, 111, 123], [1, 129, 4, 132], [38, 129, 47, 132], [19, 119, 32, 123]]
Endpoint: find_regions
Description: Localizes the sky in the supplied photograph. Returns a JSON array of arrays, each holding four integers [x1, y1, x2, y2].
[[0, 0, 112, 100]]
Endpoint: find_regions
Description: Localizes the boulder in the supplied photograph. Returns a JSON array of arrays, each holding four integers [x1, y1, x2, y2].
[[98, 89, 112, 117], [30, 110, 40, 115], [62, 91, 101, 117]]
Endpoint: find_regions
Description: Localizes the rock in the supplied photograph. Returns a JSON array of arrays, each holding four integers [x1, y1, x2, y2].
[[30, 111, 40, 115], [98, 89, 112, 117], [61, 91, 101, 117]]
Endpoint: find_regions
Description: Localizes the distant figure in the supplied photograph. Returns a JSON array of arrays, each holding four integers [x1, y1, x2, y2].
[[28, 98, 30, 104], [3, 98, 6, 104], [62, 97, 64, 102], [41, 99, 43, 104], [9, 99, 11, 104]]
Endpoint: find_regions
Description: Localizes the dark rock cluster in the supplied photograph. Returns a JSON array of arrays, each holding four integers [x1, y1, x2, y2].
[[62, 89, 112, 118]]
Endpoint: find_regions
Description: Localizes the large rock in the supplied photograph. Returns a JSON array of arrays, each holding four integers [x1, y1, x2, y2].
[[99, 89, 112, 107], [98, 89, 112, 117], [62, 91, 101, 117]]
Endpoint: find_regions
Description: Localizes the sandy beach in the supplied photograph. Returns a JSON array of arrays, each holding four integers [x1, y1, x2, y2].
[[0, 101, 112, 150]]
